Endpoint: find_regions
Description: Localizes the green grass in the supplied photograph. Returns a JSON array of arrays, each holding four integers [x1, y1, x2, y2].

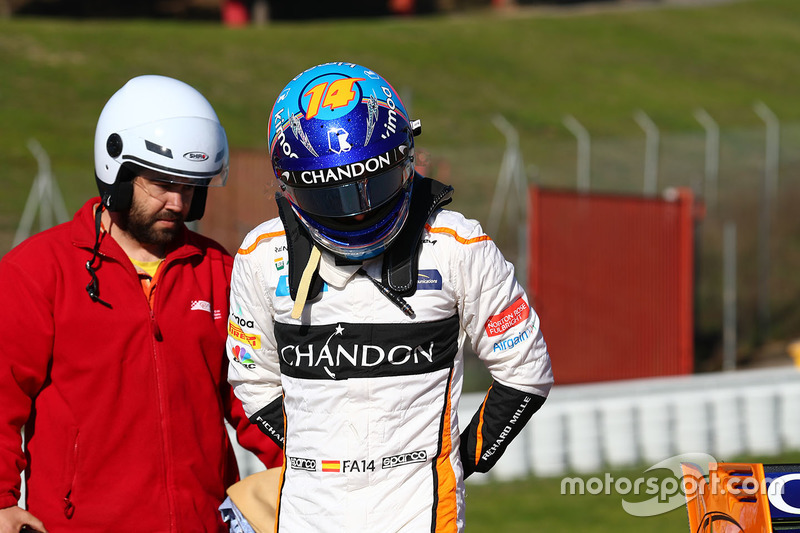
[[465, 475, 691, 532], [3, 0, 800, 222], [464, 450, 800, 532], [2, 0, 799, 357]]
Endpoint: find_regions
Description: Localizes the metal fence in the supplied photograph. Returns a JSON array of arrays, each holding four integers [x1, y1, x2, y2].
[[486, 118, 800, 371]]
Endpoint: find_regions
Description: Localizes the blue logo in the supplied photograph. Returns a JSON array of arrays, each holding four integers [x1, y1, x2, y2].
[[417, 269, 442, 290], [766, 468, 800, 520], [276, 275, 328, 297], [277, 276, 291, 297], [492, 324, 535, 352]]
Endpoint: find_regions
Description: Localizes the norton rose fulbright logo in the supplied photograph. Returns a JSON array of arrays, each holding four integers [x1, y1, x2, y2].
[[484, 297, 530, 337]]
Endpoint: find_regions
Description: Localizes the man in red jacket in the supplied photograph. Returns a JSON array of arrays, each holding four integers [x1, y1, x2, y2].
[[0, 75, 281, 533]]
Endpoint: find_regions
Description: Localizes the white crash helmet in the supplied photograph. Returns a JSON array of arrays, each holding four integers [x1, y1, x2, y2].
[[93, 75, 229, 221]]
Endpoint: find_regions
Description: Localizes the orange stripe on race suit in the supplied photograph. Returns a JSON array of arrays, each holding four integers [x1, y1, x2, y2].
[[474, 386, 493, 468], [425, 225, 492, 245], [435, 369, 458, 533], [238, 226, 485, 255], [238, 230, 286, 255]]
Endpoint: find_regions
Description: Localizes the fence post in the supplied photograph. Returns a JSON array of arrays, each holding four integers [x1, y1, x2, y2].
[[754, 101, 780, 199], [487, 114, 519, 238], [722, 221, 737, 371], [14, 139, 70, 246], [634, 110, 660, 196], [563, 114, 591, 193], [753, 102, 779, 344], [488, 114, 528, 284], [694, 108, 720, 211]]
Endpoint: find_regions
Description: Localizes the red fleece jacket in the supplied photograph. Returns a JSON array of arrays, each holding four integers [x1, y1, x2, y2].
[[0, 198, 281, 532]]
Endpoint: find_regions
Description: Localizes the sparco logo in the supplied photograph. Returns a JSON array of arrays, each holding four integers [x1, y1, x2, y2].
[[382, 450, 427, 469], [289, 457, 317, 471], [231, 313, 254, 328]]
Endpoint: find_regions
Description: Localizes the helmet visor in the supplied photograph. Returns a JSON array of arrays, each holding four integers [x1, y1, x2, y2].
[[283, 162, 412, 218], [293, 186, 413, 261], [119, 117, 229, 187], [129, 165, 213, 187]]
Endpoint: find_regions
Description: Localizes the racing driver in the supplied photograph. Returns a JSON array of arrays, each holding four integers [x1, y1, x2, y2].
[[224, 62, 554, 532]]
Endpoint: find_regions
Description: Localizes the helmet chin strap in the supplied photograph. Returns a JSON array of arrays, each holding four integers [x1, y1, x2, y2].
[[85, 203, 113, 308], [291, 245, 321, 320]]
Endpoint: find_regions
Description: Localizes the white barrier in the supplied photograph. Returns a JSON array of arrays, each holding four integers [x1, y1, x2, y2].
[[599, 398, 637, 468], [231, 365, 800, 481]]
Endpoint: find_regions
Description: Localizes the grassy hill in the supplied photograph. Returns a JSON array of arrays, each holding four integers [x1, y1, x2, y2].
[[2, 0, 799, 359]]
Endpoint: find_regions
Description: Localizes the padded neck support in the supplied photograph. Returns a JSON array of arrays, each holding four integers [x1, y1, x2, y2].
[[277, 175, 454, 302]]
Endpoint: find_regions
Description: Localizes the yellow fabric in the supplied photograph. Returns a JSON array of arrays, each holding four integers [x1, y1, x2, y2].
[[129, 257, 163, 278], [129, 257, 165, 306], [291, 245, 321, 319], [226, 467, 283, 533]]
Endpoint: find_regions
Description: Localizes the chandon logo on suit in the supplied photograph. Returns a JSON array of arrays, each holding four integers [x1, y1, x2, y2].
[[275, 316, 460, 380]]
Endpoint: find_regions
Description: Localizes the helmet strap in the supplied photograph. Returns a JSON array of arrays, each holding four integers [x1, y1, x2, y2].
[[95, 165, 135, 212], [380, 175, 453, 296], [290, 245, 321, 320], [186, 185, 207, 222], [84, 203, 112, 308]]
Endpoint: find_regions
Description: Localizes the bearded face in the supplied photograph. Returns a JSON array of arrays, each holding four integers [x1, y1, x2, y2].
[[119, 177, 195, 246], [119, 200, 184, 245]]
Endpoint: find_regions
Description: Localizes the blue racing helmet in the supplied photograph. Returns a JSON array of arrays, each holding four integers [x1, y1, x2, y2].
[[268, 62, 420, 260]]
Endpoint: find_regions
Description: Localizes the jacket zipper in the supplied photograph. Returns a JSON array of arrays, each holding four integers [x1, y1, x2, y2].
[[85, 234, 184, 530], [63, 436, 78, 518], [147, 269, 177, 531]]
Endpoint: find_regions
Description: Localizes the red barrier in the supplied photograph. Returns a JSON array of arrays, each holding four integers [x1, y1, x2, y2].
[[528, 187, 698, 384]]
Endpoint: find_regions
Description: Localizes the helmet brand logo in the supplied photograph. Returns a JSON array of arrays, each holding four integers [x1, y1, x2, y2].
[[184, 151, 209, 161], [328, 128, 352, 154]]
